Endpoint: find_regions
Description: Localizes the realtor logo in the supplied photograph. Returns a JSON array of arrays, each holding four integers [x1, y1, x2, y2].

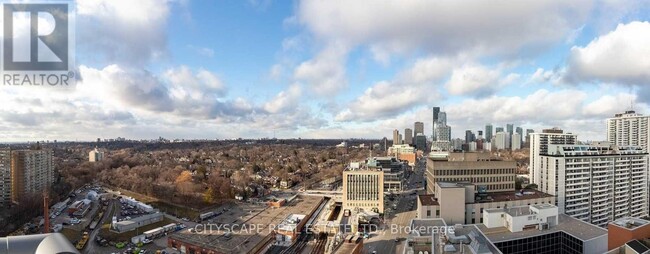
[[2, 2, 75, 86]]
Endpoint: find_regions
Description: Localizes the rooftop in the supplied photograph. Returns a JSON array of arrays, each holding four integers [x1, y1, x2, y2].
[[485, 190, 554, 203], [477, 214, 607, 243], [610, 217, 650, 230], [169, 196, 322, 253], [409, 218, 447, 237], [418, 194, 439, 206]]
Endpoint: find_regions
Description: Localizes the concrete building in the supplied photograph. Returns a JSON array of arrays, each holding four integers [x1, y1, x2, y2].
[[511, 133, 521, 150], [607, 110, 650, 152], [485, 124, 493, 144], [417, 182, 555, 225], [432, 106, 440, 140], [525, 128, 534, 145], [432, 124, 452, 151], [342, 168, 384, 214], [494, 132, 508, 150], [113, 212, 163, 233], [392, 129, 400, 146], [11, 149, 54, 203], [608, 217, 650, 251], [506, 124, 514, 137], [275, 214, 306, 244], [537, 144, 648, 227], [479, 204, 608, 254], [404, 128, 413, 145], [366, 156, 407, 192], [88, 147, 104, 162], [0, 149, 10, 205], [529, 128, 577, 187], [515, 127, 523, 144], [426, 152, 517, 194], [414, 121, 424, 135]]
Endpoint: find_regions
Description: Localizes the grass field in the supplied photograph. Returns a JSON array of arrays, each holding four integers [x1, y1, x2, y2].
[[98, 217, 175, 242]]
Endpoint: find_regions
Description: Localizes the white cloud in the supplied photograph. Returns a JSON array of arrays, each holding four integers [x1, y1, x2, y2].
[[566, 21, 650, 85], [76, 0, 171, 66], [582, 93, 638, 117], [444, 64, 501, 97], [296, 0, 590, 58], [293, 42, 348, 96], [263, 84, 302, 114]]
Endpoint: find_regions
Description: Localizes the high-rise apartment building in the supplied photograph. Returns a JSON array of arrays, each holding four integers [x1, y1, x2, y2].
[[0, 149, 10, 205], [393, 129, 400, 145], [414, 122, 424, 135], [506, 124, 514, 137], [404, 128, 413, 145], [342, 169, 384, 214], [511, 133, 521, 150], [494, 132, 508, 150], [537, 144, 648, 227], [495, 127, 504, 134], [432, 125, 451, 151], [11, 149, 54, 203], [606, 111, 650, 152], [529, 129, 577, 186], [515, 127, 523, 144], [89, 148, 104, 162], [525, 128, 534, 144]]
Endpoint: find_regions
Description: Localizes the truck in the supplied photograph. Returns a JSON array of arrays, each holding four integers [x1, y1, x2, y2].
[[76, 232, 89, 250]]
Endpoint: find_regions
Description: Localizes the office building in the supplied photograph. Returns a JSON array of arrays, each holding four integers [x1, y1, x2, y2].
[[388, 144, 416, 166], [342, 168, 384, 214], [418, 182, 555, 224], [528, 128, 577, 188], [432, 114, 452, 151], [366, 156, 407, 191], [426, 152, 517, 195], [495, 127, 504, 133], [393, 129, 400, 145], [414, 133, 427, 152], [511, 133, 521, 150], [479, 204, 608, 254], [432, 107, 440, 140], [88, 147, 104, 162], [404, 128, 413, 145], [485, 124, 493, 143], [414, 121, 424, 135], [11, 149, 54, 203], [465, 130, 475, 144], [607, 110, 650, 152], [506, 124, 514, 136], [0, 149, 10, 205], [537, 144, 648, 227]]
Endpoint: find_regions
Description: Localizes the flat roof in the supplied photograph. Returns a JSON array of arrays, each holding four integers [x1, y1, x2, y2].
[[169, 196, 322, 253], [409, 218, 447, 237], [477, 214, 607, 243], [418, 194, 439, 206], [610, 217, 650, 230], [484, 190, 553, 203]]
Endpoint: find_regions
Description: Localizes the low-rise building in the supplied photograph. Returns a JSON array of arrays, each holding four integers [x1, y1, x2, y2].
[[112, 212, 163, 233], [608, 217, 650, 251], [417, 182, 555, 225], [274, 214, 306, 245], [478, 204, 608, 254], [342, 168, 384, 215], [426, 153, 517, 195]]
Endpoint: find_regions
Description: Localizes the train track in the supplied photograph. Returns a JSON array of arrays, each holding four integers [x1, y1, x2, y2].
[[309, 233, 327, 254]]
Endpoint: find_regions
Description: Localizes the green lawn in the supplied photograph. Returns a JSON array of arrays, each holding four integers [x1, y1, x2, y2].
[[98, 217, 175, 242]]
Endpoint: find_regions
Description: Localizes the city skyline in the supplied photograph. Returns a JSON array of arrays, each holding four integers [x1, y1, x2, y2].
[[1, 1, 650, 143]]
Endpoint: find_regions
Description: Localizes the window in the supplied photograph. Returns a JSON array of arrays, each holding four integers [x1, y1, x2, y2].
[[427, 210, 431, 217]]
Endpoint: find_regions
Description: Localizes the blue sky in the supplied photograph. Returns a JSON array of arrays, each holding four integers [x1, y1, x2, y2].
[[1, 0, 650, 142]]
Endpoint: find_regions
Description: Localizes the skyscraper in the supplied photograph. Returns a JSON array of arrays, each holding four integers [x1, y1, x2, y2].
[[393, 129, 400, 146], [404, 128, 413, 145], [465, 130, 474, 144], [506, 124, 514, 137], [525, 129, 534, 144], [495, 127, 504, 133], [606, 111, 650, 152], [432, 107, 440, 140], [414, 122, 424, 135], [485, 124, 493, 143], [511, 133, 521, 150], [515, 127, 523, 144], [529, 129, 577, 191]]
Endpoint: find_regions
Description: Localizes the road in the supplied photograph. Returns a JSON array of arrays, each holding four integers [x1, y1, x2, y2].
[[363, 158, 426, 254], [83, 199, 117, 254]]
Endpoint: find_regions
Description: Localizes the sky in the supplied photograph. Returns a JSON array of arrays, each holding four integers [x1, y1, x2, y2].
[[1, 0, 650, 142]]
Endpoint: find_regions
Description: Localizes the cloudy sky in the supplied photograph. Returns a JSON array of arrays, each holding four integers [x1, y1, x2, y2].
[[2, 0, 650, 142]]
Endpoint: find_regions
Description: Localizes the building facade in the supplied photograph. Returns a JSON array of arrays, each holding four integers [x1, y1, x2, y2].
[[511, 133, 521, 150], [607, 111, 650, 152], [0, 149, 10, 205], [342, 169, 384, 214], [88, 148, 104, 162], [425, 152, 517, 194], [485, 124, 493, 143], [538, 144, 648, 227], [392, 129, 400, 146], [529, 129, 577, 188], [404, 128, 413, 145], [11, 149, 54, 203], [414, 122, 424, 135]]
